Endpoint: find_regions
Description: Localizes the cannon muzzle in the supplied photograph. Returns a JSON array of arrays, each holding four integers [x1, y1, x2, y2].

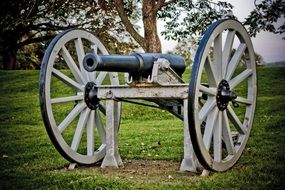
[[83, 52, 186, 77]]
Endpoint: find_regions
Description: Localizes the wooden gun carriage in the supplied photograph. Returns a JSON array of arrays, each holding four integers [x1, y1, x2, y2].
[[40, 19, 257, 172]]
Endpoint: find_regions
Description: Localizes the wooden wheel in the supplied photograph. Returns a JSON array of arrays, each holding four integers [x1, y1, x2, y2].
[[188, 19, 257, 171], [39, 29, 121, 164]]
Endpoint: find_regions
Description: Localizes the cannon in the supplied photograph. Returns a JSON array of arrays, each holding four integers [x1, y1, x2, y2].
[[39, 19, 257, 172]]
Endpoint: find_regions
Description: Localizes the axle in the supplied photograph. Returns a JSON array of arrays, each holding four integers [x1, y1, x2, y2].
[[83, 52, 186, 78]]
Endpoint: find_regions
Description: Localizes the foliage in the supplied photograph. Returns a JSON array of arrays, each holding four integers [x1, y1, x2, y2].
[[172, 36, 200, 66], [160, 0, 235, 41], [0, 0, 139, 69], [244, 0, 285, 39], [0, 0, 136, 45], [111, 0, 235, 53], [0, 67, 285, 189], [16, 43, 44, 70], [161, 0, 285, 42], [1, 0, 284, 70]]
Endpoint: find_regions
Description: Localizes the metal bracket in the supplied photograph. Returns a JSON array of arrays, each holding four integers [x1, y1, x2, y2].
[[148, 58, 184, 85], [101, 100, 123, 168], [180, 99, 200, 173], [201, 169, 210, 177], [126, 73, 133, 84], [68, 163, 78, 170]]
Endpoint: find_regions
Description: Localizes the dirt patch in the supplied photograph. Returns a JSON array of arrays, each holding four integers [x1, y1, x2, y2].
[[65, 159, 203, 183]]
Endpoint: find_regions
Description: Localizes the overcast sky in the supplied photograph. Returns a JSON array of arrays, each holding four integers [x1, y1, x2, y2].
[[157, 0, 285, 63]]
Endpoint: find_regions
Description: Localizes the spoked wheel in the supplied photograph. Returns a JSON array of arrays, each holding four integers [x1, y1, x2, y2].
[[188, 19, 257, 171], [40, 29, 121, 164]]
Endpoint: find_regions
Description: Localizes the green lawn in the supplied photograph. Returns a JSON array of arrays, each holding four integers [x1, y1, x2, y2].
[[0, 67, 284, 189]]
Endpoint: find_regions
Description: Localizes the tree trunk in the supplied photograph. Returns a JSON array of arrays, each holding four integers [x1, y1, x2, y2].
[[142, 1, 162, 53], [0, 33, 18, 70], [2, 45, 17, 70], [114, 0, 165, 53]]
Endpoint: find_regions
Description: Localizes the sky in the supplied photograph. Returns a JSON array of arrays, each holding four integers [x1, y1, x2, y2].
[[157, 0, 285, 63]]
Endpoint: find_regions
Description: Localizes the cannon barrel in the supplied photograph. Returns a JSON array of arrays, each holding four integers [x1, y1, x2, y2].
[[83, 52, 186, 77]]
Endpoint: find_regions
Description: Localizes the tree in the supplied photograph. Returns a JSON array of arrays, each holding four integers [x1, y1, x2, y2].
[[0, 0, 138, 69], [114, 0, 284, 54], [1, 0, 73, 69], [244, 0, 285, 39], [113, 0, 234, 53], [2, 0, 284, 70], [172, 36, 199, 66]]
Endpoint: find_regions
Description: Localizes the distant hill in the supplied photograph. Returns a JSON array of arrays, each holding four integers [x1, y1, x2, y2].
[[264, 61, 285, 67]]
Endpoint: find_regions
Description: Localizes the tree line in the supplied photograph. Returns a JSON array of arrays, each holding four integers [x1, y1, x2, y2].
[[0, 0, 284, 70]]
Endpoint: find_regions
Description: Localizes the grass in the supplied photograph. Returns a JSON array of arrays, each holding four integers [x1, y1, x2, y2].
[[0, 67, 285, 189]]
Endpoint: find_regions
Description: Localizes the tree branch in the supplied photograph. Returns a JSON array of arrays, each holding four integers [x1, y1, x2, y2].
[[154, 0, 177, 12], [114, 0, 146, 49], [17, 34, 56, 49], [31, 22, 71, 31]]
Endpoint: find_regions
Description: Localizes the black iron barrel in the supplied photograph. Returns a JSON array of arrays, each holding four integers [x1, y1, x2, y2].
[[83, 52, 186, 77]]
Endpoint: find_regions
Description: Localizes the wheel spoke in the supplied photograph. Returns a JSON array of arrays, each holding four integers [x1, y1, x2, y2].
[[199, 85, 217, 96], [88, 72, 96, 82], [71, 108, 91, 151], [222, 30, 236, 78], [199, 97, 216, 122], [203, 107, 219, 150], [74, 37, 89, 81], [225, 43, 247, 81], [51, 94, 83, 104], [235, 96, 252, 105], [58, 102, 86, 133], [52, 68, 84, 91], [61, 45, 86, 84], [213, 111, 222, 162], [213, 33, 222, 81], [229, 69, 252, 89], [87, 110, 95, 156], [95, 72, 107, 85], [227, 105, 246, 134], [95, 109, 106, 144], [91, 44, 98, 54], [87, 71, 96, 83], [205, 55, 218, 87], [222, 111, 235, 155], [99, 103, 106, 115], [74, 38, 85, 70]]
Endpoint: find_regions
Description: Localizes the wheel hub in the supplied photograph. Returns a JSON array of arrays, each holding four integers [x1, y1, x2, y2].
[[216, 80, 237, 111], [85, 82, 100, 110]]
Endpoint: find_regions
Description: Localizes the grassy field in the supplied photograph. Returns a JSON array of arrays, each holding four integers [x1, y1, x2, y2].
[[0, 67, 284, 189]]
